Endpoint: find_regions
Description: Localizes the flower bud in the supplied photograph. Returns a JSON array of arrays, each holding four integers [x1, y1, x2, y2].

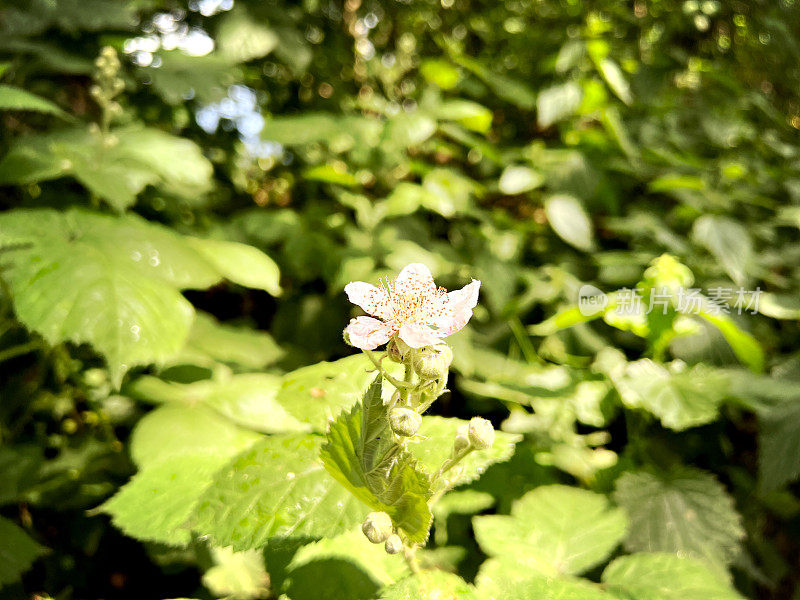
[[361, 511, 393, 544], [468, 417, 495, 450], [453, 424, 470, 455], [412, 344, 453, 380], [384, 533, 403, 554], [389, 407, 422, 437]]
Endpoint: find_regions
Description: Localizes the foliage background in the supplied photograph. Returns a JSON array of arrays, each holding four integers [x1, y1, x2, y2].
[[1, 0, 800, 598]]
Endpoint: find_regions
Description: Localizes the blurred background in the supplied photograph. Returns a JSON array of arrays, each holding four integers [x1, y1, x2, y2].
[[1, 0, 800, 598]]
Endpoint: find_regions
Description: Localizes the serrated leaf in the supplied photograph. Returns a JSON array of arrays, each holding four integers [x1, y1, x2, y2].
[[473, 485, 627, 576], [276, 355, 402, 433], [101, 452, 230, 546], [380, 571, 479, 600], [0, 126, 214, 210], [610, 359, 729, 431], [193, 434, 367, 550], [281, 529, 409, 600], [0, 84, 68, 117], [320, 376, 433, 544], [758, 400, 800, 491], [411, 416, 521, 489], [692, 215, 752, 286], [476, 559, 610, 600], [545, 194, 595, 252], [0, 517, 46, 587], [602, 553, 745, 600], [0, 209, 277, 385], [613, 469, 744, 574]]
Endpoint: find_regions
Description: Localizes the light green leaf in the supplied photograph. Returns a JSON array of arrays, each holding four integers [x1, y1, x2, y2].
[[455, 56, 537, 110], [438, 99, 493, 133], [412, 416, 521, 489], [602, 553, 745, 600], [610, 359, 729, 431], [692, 215, 752, 286], [537, 82, 582, 128], [614, 469, 744, 574], [594, 58, 633, 105], [545, 194, 595, 252], [217, 7, 278, 62], [202, 547, 269, 600], [759, 401, 800, 491], [281, 529, 409, 600], [380, 571, 479, 600], [476, 559, 610, 600], [176, 311, 284, 369], [498, 165, 545, 195], [186, 237, 282, 296], [0, 84, 67, 117], [473, 485, 628, 576], [276, 354, 402, 433], [697, 311, 764, 373], [0, 517, 46, 587], [422, 168, 477, 217], [130, 404, 261, 469], [193, 434, 367, 550], [420, 59, 460, 89], [0, 126, 214, 210], [147, 51, 236, 105], [320, 376, 433, 544]]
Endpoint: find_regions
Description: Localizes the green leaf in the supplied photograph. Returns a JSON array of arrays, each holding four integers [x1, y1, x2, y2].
[[217, 7, 278, 62], [186, 237, 282, 296], [544, 194, 595, 252], [127, 376, 309, 436], [422, 168, 477, 217], [0, 209, 278, 385], [594, 57, 633, 105], [696, 311, 764, 373], [320, 375, 433, 544], [420, 59, 460, 89], [147, 51, 236, 105], [0, 126, 214, 210], [176, 311, 284, 369], [0, 84, 68, 117], [602, 553, 745, 600], [473, 485, 627, 576], [380, 571, 479, 600], [193, 434, 367, 550], [276, 354, 402, 433], [281, 529, 409, 600], [613, 469, 744, 574], [0, 517, 46, 587], [202, 547, 269, 600], [475, 559, 610, 600], [130, 404, 261, 468], [437, 99, 493, 133], [692, 215, 752, 286], [498, 165, 545, 195], [454, 56, 537, 110], [537, 82, 582, 128], [411, 416, 521, 488], [758, 400, 800, 491], [610, 359, 729, 431]]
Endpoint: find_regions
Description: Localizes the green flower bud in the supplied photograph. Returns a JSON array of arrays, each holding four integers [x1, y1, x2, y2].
[[468, 417, 495, 450], [384, 533, 403, 554], [412, 344, 453, 380], [361, 511, 393, 544], [389, 407, 422, 437], [453, 424, 470, 456]]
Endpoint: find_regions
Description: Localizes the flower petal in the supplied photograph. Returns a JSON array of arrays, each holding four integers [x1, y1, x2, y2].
[[345, 316, 394, 350], [398, 323, 441, 348], [394, 263, 436, 297], [345, 281, 391, 318], [437, 279, 481, 335]]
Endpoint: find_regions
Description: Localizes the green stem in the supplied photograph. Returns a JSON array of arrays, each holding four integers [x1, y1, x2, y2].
[[0, 340, 42, 364], [403, 545, 421, 574], [362, 349, 414, 389]]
